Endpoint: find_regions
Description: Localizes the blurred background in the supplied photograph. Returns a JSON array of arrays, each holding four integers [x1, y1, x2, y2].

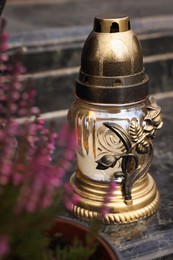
[[3, 0, 173, 114], [5, 0, 173, 32]]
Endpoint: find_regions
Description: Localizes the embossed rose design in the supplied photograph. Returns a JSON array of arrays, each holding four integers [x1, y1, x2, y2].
[[144, 99, 163, 137]]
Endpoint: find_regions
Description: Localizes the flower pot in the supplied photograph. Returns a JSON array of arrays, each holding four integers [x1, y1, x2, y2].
[[48, 216, 122, 260]]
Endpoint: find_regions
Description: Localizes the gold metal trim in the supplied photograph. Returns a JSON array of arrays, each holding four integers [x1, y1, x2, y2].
[[94, 14, 130, 33], [76, 14, 148, 103], [70, 171, 160, 224]]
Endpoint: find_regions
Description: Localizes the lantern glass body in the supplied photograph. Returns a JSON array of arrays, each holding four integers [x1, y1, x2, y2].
[[68, 96, 157, 183]]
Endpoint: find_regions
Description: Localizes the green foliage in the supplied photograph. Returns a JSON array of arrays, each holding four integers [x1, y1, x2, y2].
[[47, 235, 97, 260], [0, 184, 64, 259], [55, 239, 95, 260]]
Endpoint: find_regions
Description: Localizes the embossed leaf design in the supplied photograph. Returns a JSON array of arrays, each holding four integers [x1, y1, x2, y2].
[[129, 118, 150, 154], [96, 154, 118, 170], [145, 97, 163, 130], [145, 106, 160, 121], [129, 118, 143, 143]]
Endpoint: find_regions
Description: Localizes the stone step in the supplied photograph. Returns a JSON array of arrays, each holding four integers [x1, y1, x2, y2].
[[22, 53, 173, 113], [8, 28, 173, 75], [4, 1, 173, 34], [7, 13, 173, 72]]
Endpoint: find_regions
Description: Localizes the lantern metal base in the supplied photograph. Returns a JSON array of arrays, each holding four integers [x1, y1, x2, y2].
[[70, 171, 159, 224]]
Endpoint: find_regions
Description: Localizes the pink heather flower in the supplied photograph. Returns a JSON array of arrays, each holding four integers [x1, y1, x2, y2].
[[16, 134, 71, 213], [0, 36, 8, 52], [0, 23, 78, 254], [11, 91, 20, 100], [0, 236, 9, 259], [30, 107, 40, 115], [7, 121, 19, 136], [58, 124, 71, 147], [0, 20, 75, 258], [40, 196, 52, 210], [100, 180, 117, 218], [0, 32, 8, 42], [0, 64, 6, 71], [13, 82, 21, 91], [42, 128, 49, 135], [1, 163, 12, 177], [27, 88, 37, 99], [0, 130, 5, 140], [0, 99, 76, 214], [38, 119, 45, 125], [18, 108, 27, 116], [63, 183, 80, 211], [12, 171, 23, 186], [16, 64, 26, 74], [19, 100, 27, 108], [0, 54, 8, 62], [101, 205, 110, 218], [36, 123, 44, 131], [16, 130, 66, 211], [10, 103, 17, 113], [0, 175, 9, 185], [21, 92, 29, 100], [0, 44, 8, 52]]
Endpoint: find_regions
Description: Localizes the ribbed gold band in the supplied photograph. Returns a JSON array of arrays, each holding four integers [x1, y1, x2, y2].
[[70, 171, 160, 224]]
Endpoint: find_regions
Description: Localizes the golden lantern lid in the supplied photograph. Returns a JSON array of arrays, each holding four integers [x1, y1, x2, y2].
[[76, 14, 149, 103]]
